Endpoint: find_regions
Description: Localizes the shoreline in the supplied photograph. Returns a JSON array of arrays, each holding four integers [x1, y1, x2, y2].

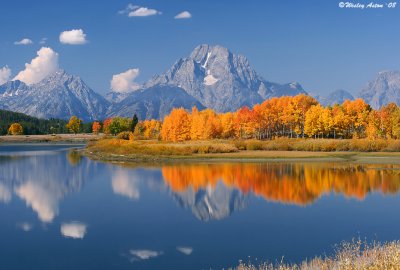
[[3, 135, 400, 164], [83, 148, 400, 164], [82, 138, 400, 164], [0, 134, 101, 144]]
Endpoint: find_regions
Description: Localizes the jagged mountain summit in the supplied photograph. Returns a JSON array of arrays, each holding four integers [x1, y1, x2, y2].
[[358, 70, 400, 109], [1, 45, 310, 121], [0, 70, 110, 121], [315, 89, 354, 106], [144, 44, 307, 112]]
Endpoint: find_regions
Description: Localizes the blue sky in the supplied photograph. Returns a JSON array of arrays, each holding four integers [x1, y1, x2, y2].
[[1, 0, 400, 95]]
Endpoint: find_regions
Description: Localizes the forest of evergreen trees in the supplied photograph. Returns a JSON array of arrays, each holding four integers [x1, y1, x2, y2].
[[0, 109, 92, 135]]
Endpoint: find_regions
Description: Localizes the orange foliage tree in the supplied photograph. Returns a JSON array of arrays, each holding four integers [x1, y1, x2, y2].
[[154, 94, 400, 141], [102, 118, 112, 135], [161, 108, 191, 141], [92, 121, 101, 134]]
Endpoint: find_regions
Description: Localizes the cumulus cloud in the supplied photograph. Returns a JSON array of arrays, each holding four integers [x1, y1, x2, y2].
[[129, 250, 163, 260], [14, 38, 33, 45], [0, 66, 12, 85], [112, 169, 140, 199], [110, 68, 141, 93], [13, 47, 59, 85], [59, 29, 87, 45], [119, 4, 161, 17], [174, 11, 192, 19], [61, 222, 87, 239], [15, 181, 59, 223], [177, 247, 193, 255]]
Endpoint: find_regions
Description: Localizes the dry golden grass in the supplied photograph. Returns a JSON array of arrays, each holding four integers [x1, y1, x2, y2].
[[0, 133, 101, 143], [237, 239, 400, 270], [84, 138, 400, 162], [86, 138, 238, 158], [236, 138, 400, 152]]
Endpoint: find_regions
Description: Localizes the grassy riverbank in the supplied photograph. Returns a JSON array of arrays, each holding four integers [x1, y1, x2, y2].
[[84, 138, 400, 163], [0, 134, 101, 143], [237, 239, 400, 270]]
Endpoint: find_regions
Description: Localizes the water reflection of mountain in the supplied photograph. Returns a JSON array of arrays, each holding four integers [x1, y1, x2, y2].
[[171, 182, 247, 221], [0, 150, 94, 223], [162, 163, 400, 206], [109, 165, 247, 221]]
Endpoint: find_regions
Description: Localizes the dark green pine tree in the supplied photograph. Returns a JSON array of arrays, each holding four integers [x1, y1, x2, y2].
[[132, 114, 139, 132]]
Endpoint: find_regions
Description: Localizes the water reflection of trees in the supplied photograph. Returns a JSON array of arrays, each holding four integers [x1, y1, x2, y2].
[[162, 163, 400, 206]]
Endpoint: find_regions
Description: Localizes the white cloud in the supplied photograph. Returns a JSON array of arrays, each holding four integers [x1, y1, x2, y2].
[[174, 11, 192, 19], [129, 250, 162, 260], [111, 68, 141, 93], [0, 66, 12, 85], [112, 170, 140, 199], [61, 222, 87, 239], [177, 247, 193, 255], [13, 47, 59, 85], [39, 37, 48, 44], [0, 183, 12, 203], [59, 29, 87, 45], [119, 4, 161, 17], [129, 7, 161, 17], [14, 38, 33, 45]]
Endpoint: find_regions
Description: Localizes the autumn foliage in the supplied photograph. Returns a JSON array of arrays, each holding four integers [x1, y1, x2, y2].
[[8, 123, 23, 135], [66, 116, 82, 134], [158, 95, 400, 141], [92, 121, 101, 134], [134, 119, 162, 139]]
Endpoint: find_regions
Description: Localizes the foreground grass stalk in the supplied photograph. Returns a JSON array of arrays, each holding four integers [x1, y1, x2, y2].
[[237, 239, 400, 270]]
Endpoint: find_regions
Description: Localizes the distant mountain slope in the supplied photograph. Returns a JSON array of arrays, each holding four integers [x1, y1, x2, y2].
[[107, 85, 205, 120], [315, 89, 354, 106], [0, 70, 110, 122], [145, 44, 307, 112], [358, 71, 400, 109]]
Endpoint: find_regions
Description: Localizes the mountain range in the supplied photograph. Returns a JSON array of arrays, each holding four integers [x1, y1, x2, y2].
[[314, 89, 355, 107], [0, 70, 108, 122], [358, 70, 400, 109], [0, 44, 399, 121]]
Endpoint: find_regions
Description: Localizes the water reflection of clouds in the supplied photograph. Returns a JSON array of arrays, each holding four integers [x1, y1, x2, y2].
[[112, 169, 140, 200], [0, 149, 94, 223], [0, 182, 12, 203], [61, 222, 87, 239], [15, 181, 60, 223], [110, 167, 167, 200], [16, 222, 33, 232], [177, 246, 193, 255], [128, 250, 163, 261]]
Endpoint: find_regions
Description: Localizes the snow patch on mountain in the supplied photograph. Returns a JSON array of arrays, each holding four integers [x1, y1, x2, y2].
[[204, 73, 218, 85]]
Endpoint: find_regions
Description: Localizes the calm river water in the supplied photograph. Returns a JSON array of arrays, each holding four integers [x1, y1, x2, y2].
[[1, 144, 400, 269]]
